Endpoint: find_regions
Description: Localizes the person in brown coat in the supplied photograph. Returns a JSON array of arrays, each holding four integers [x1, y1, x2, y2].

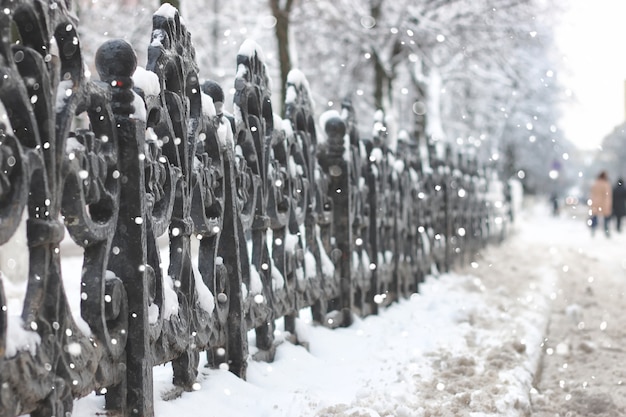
[[589, 171, 612, 237]]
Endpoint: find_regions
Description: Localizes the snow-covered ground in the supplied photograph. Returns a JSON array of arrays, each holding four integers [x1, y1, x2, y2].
[[8, 199, 626, 416]]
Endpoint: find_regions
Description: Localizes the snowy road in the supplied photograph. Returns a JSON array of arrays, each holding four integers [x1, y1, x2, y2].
[[530, 206, 626, 416]]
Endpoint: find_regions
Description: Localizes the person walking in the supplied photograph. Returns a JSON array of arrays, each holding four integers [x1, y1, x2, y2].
[[550, 192, 560, 216], [612, 178, 626, 232], [589, 171, 612, 237]]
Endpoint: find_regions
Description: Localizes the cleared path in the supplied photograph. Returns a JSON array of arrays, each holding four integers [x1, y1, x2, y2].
[[529, 204, 626, 416]]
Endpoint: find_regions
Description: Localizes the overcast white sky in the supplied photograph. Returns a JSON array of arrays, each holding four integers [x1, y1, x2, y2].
[[555, 0, 626, 150]]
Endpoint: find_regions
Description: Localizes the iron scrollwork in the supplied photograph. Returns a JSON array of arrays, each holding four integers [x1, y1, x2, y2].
[[0, 2, 506, 416]]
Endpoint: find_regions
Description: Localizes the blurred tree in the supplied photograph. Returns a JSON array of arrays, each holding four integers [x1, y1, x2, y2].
[[290, 0, 568, 191], [74, 0, 570, 192], [597, 123, 626, 181]]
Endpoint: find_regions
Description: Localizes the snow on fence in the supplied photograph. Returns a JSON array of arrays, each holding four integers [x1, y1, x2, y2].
[[0, 2, 508, 416]]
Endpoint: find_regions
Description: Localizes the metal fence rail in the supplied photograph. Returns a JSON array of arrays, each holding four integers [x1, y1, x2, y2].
[[0, 2, 507, 416]]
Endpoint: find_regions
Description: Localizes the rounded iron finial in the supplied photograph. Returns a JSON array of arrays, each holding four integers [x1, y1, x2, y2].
[[324, 116, 346, 140], [95, 39, 137, 83]]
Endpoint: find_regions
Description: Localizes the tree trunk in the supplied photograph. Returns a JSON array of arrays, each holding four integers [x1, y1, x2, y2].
[[409, 65, 428, 144], [161, 0, 180, 10], [371, 0, 384, 111], [370, 1, 401, 113], [269, 0, 293, 116], [373, 52, 386, 111]]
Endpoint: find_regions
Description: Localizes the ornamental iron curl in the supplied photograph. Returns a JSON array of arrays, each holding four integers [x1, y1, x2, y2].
[[0, 2, 509, 417]]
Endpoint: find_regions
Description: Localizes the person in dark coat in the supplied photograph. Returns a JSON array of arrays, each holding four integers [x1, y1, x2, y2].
[[550, 192, 559, 216], [612, 178, 626, 232]]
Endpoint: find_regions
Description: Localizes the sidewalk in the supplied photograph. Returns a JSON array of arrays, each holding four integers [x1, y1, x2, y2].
[[529, 207, 626, 416]]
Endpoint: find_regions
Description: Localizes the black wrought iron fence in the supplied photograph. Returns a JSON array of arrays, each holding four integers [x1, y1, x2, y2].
[[0, 2, 509, 416]]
